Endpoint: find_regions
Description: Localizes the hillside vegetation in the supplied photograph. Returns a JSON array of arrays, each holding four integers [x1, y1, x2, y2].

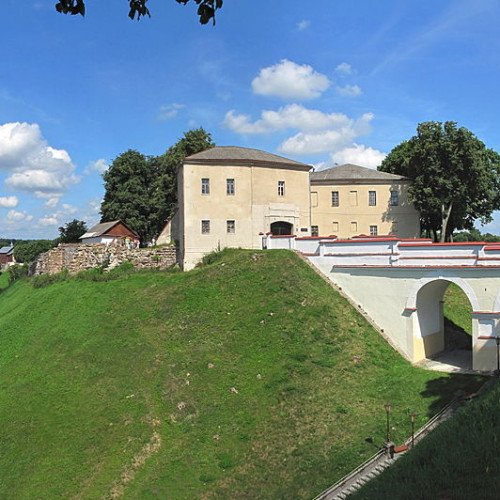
[[353, 380, 500, 499], [354, 282, 500, 499], [0, 250, 483, 498]]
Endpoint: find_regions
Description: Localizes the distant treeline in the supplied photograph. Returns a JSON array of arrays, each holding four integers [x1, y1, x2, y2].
[[0, 239, 56, 263], [453, 229, 500, 242]]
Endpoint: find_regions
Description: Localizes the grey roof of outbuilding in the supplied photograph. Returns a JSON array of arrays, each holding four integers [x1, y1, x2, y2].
[[0, 245, 13, 255], [80, 220, 138, 239], [311, 163, 408, 182], [185, 146, 311, 169]]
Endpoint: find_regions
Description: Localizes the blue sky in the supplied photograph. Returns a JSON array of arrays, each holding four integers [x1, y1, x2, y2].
[[2, 0, 500, 238]]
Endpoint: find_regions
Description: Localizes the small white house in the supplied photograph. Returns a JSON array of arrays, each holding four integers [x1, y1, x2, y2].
[[80, 220, 140, 246]]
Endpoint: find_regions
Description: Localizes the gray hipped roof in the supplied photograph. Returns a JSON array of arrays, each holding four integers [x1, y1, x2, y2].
[[0, 245, 14, 255], [185, 146, 311, 170], [311, 163, 407, 182]]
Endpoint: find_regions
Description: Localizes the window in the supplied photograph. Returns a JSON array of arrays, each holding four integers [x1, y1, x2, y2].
[[311, 225, 319, 237], [390, 190, 399, 206], [311, 191, 318, 207], [201, 220, 210, 234], [201, 178, 210, 195], [349, 190, 358, 206], [370, 225, 378, 236], [331, 191, 339, 207], [227, 220, 235, 234], [278, 180, 285, 196], [350, 221, 358, 233], [332, 222, 339, 232], [226, 178, 235, 196], [369, 191, 377, 206]]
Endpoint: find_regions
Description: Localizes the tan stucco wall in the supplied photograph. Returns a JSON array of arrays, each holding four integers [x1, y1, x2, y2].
[[310, 180, 420, 238], [180, 162, 311, 269]]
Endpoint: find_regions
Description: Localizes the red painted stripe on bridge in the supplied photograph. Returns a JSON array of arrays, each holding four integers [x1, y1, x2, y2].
[[324, 252, 397, 257], [398, 242, 487, 247], [330, 265, 500, 269], [399, 255, 477, 259]]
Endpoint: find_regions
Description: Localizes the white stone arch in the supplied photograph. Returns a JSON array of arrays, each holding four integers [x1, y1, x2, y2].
[[492, 290, 500, 312], [405, 272, 477, 364], [405, 272, 480, 311]]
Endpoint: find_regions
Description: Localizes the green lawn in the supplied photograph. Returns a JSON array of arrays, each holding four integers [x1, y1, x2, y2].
[[353, 380, 500, 499], [0, 269, 9, 290], [352, 280, 500, 499], [444, 283, 473, 335], [0, 250, 484, 498]]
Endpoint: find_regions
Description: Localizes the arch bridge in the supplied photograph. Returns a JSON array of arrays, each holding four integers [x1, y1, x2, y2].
[[264, 234, 500, 372]]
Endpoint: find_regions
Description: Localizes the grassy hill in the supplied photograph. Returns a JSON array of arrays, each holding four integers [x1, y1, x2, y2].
[[354, 283, 500, 499], [0, 250, 483, 499], [353, 380, 500, 499]]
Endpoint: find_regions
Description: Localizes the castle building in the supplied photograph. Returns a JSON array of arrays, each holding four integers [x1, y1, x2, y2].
[[161, 146, 420, 270], [174, 146, 312, 270], [310, 163, 420, 238]]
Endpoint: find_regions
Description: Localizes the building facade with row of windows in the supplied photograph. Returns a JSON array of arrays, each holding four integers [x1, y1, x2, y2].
[[162, 146, 420, 269], [310, 163, 420, 239]]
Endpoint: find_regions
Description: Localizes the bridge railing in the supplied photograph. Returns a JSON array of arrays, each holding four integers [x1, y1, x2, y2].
[[263, 233, 500, 268]]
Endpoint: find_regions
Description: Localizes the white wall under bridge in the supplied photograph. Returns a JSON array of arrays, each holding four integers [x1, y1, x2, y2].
[[263, 235, 500, 372]]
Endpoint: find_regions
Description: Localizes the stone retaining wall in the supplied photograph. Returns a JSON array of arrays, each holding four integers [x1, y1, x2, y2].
[[31, 243, 177, 276]]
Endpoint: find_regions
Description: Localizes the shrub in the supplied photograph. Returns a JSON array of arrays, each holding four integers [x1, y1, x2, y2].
[[108, 261, 135, 278], [76, 267, 107, 282], [197, 248, 227, 267], [31, 270, 69, 289], [8, 264, 28, 284], [14, 240, 56, 263], [76, 261, 135, 282]]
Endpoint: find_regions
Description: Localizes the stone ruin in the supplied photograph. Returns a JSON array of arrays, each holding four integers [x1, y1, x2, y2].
[[31, 241, 177, 276]]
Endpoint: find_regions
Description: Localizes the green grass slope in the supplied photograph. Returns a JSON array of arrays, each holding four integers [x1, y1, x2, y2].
[[0, 250, 483, 499], [353, 283, 499, 499], [353, 380, 500, 499], [444, 283, 473, 335], [0, 270, 9, 290]]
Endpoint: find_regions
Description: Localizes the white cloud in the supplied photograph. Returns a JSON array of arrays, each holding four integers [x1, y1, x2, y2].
[[0, 196, 18, 208], [278, 112, 375, 155], [45, 197, 59, 208], [84, 158, 109, 175], [6, 169, 78, 194], [158, 103, 185, 120], [280, 130, 358, 155], [330, 144, 386, 168], [7, 209, 33, 223], [336, 84, 362, 97], [297, 20, 311, 31], [335, 62, 353, 75], [0, 122, 80, 197], [251, 59, 331, 100], [224, 104, 356, 135], [39, 215, 58, 226]]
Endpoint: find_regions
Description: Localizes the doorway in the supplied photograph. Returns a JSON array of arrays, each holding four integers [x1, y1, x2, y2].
[[270, 221, 293, 236]]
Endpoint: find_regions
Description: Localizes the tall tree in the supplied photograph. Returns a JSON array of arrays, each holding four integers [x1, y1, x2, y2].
[[101, 150, 156, 242], [100, 129, 214, 242], [150, 128, 215, 235], [55, 0, 223, 24], [379, 121, 500, 242], [58, 219, 88, 243]]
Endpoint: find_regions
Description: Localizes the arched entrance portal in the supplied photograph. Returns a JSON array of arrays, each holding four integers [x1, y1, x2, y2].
[[415, 279, 473, 369], [270, 221, 293, 236]]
